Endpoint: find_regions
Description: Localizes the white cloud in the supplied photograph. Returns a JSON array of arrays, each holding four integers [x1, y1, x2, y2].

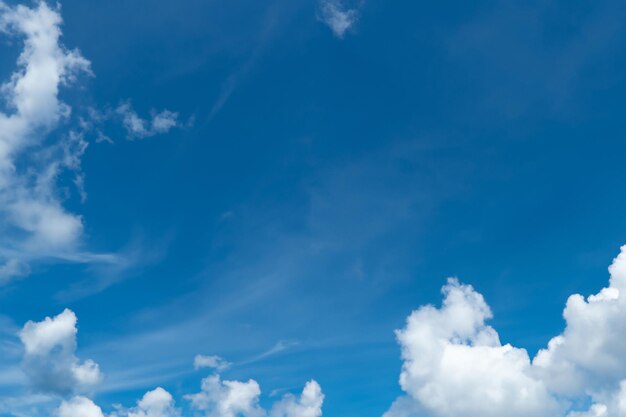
[[124, 387, 180, 417], [20, 309, 101, 396], [385, 278, 559, 417], [0, 1, 109, 283], [16, 249, 626, 417], [385, 246, 626, 417], [116, 102, 179, 140], [532, 245, 626, 410], [185, 374, 325, 417], [194, 355, 232, 371], [58, 396, 105, 417], [534, 246, 626, 391], [566, 381, 626, 417], [318, 0, 359, 38], [57, 388, 180, 417], [185, 374, 265, 417], [270, 381, 324, 417]]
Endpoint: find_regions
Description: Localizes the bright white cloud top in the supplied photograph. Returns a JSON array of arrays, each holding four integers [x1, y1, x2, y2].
[[385, 246, 626, 417], [386, 279, 558, 417], [20, 309, 101, 396]]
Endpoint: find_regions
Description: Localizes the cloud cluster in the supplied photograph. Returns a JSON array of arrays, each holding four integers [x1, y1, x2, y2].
[[16, 308, 324, 417], [385, 279, 558, 417], [23, 245, 626, 417], [185, 375, 264, 417], [15, 246, 626, 417], [6, 3, 626, 417], [318, 0, 360, 38], [122, 387, 180, 417], [57, 386, 182, 417], [386, 245, 626, 417], [185, 375, 323, 417]]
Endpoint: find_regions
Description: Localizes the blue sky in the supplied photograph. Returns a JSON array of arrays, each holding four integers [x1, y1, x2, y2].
[[2, 1, 626, 417]]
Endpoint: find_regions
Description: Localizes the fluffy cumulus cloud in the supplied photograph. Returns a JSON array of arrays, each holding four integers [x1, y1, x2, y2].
[[117, 387, 180, 417], [270, 381, 324, 417], [20, 309, 101, 396], [385, 278, 559, 417], [318, 0, 359, 38], [385, 246, 626, 417], [184, 373, 324, 417], [185, 374, 265, 417], [533, 245, 626, 416], [58, 396, 105, 417]]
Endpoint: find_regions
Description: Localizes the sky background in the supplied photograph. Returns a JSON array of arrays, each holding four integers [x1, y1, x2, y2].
[[2, 1, 626, 417]]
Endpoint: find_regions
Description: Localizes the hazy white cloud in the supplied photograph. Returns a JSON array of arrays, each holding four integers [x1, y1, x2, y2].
[[58, 396, 105, 417], [116, 102, 179, 140], [20, 309, 101, 396], [15, 242, 626, 417], [566, 381, 626, 417], [532, 246, 626, 412], [78, 102, 183, 144], [0, 258, 30, 284], [318, 0, 359, 38], [194, 355, 231, 372], [0, 1, 109, 283], [270, 381, 324, 417]]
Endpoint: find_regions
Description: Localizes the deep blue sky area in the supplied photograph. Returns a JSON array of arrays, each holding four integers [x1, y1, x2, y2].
[[2, 1, 626, 417]]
